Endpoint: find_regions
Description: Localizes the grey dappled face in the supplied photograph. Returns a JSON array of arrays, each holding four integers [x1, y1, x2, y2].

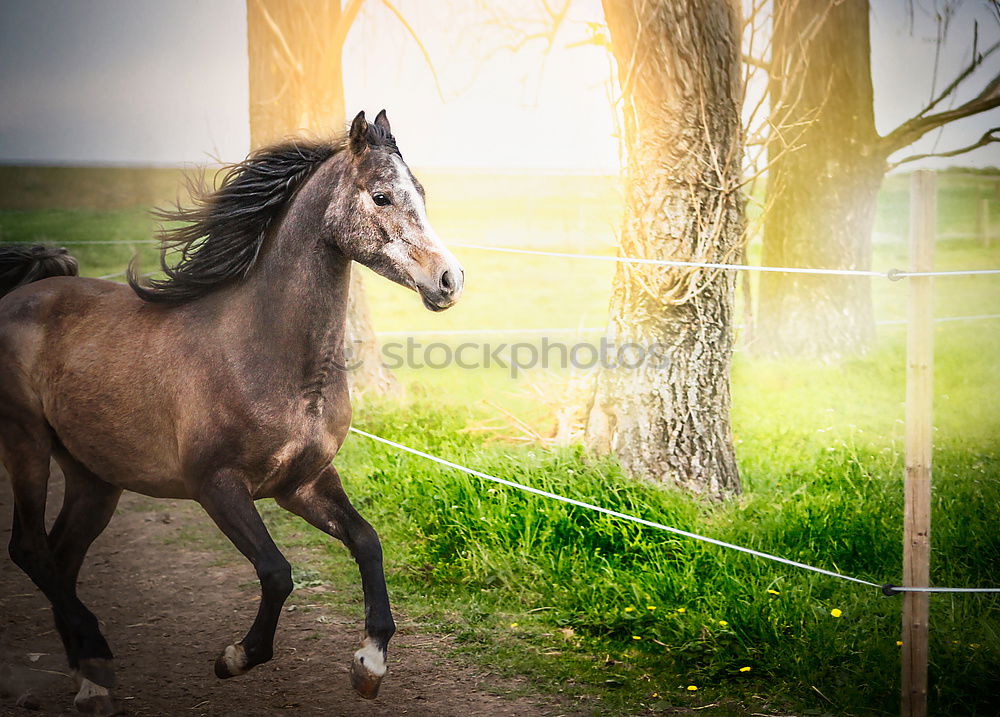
[[327, 111, 464, 312]]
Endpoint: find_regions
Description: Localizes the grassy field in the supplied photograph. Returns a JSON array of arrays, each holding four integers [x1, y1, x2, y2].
[[1, 166, 999, 715]]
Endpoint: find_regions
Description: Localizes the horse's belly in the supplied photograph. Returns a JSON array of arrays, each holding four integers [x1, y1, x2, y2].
[[44, 372, 189, 497], [52, 420, 191, 498], [103, 471, 192, 500]]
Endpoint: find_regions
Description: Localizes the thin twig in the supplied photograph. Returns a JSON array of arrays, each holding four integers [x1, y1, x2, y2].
[[379, 0, 447, 102]]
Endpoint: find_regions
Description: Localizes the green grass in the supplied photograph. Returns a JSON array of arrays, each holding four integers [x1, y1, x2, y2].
[[252, 395, 999, 716], [0, 207, 161, 277], [1, 166, 999, 715], [878, 171, 1000, 239]]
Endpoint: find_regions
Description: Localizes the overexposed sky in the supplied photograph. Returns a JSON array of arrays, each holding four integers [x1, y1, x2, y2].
[[0, 0, 997, 170]]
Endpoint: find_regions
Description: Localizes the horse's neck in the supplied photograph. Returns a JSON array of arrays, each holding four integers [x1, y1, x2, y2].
[[219, 173, 352, 403]]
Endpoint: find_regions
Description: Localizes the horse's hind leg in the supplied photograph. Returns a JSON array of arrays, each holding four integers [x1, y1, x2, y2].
[[1, 421, 119, 715], [48, 450, 123, 714], [276, 465, 394, 699], [49, 451, 123, 586], [196, 470, 293, 679]]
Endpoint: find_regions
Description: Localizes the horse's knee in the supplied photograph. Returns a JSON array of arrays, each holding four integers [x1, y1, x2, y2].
[[349, 521, 383, 561], [258, 558, 293, 601]]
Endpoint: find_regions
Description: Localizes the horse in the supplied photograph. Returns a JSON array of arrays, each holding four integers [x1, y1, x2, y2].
[[0, 110, 463, 715]]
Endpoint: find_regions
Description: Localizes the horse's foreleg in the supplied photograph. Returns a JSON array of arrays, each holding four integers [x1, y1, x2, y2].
[[277, 465, 394, 699], [196, 472, 293, 679]]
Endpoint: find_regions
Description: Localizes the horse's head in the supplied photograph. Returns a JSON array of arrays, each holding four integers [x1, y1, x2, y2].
[[326, 110, 464, 312]]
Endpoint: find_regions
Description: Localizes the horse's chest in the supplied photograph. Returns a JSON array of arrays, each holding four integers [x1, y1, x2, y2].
[[253, 432, 340, 497]]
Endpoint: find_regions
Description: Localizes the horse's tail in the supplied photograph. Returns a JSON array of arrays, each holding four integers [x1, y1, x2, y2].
[[0, 244, 79, 298]]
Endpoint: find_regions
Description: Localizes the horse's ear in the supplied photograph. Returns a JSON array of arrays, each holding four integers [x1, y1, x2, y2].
[[374, 109, 391, 135], [349, 111, 368, 155]]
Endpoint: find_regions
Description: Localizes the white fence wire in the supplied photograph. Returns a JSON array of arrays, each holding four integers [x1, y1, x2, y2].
[[450, 242, 1000, 279], [23, 240, 1000, 596], [30, 238, 1000, 279], [349, 428, 1000, 595]]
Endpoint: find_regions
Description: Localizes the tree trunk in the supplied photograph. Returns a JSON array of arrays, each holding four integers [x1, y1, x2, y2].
[[246, 0, 397, 394], [586, 0, 744, 498], [756, 0, 886, 359]]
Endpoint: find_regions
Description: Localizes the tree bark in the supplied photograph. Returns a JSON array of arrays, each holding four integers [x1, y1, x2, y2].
[[246, 0, 397, 394], [586, 0, 744, 498], [756, 0, 886, 359]]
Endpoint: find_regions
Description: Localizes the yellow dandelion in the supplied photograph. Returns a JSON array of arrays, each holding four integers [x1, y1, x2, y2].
[[830, 608, 843, 618], [677, 607, 686, 614], [896, 641, 903, 646], [651, 692, 659, 698], [632, 635, 642, 640], [970, 643, 981, 648], [647, 605, 657, 611], [739, 666, 751, 673], [624, 606, 635, 613], [767, 589, 780, 595], [718, 620, 729, 627], [509, 622, 518, 628], [686, 685, 698, 691]]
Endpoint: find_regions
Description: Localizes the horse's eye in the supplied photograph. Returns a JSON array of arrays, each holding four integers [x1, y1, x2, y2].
[[372, 193, 391, 207]]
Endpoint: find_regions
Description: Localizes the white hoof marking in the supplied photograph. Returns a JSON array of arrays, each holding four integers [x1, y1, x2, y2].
[[223, 644, 248, 675], [353, 639, 387, 677], [75, 677, 110, 702]]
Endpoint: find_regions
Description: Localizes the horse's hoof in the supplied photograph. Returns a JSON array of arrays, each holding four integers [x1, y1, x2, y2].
[[73, 679, 124, 716], [214, 643, 249, 679], [76, 659, 116, 689], [74, 694, 125, 716], [350, 641, 386, 699]]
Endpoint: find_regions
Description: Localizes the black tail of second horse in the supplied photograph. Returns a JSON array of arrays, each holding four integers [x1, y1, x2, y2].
[[0, 245, 79, 298]]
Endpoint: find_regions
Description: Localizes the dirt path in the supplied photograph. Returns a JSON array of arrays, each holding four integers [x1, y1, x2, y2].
[[0, 472, 576, 717]]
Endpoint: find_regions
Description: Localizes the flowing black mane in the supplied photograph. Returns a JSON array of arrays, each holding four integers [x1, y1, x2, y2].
[[128, 139, 340, 304], [129, 119, 402, 304]]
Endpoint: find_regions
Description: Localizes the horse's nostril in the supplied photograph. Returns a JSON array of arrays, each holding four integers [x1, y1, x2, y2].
[[440, 270, 454, 293]]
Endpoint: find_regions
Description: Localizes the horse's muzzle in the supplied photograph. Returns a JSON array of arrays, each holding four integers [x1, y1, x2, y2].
[[418, 266, 463, 311]]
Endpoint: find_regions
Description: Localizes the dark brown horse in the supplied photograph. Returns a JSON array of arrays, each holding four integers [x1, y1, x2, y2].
[[0, 110, 463, 715]]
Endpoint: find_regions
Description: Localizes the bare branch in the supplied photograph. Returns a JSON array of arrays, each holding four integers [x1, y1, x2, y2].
[[881, 41, 1000, 153], [888, 126, 1000, 169], [924, 2, 959, 117], [480, 0, 571, 56], [331, 0, 366, 51], [541, 0, 572, 51], [742, 53, 770, 71], [920, 39, 1000, 119], [379, 0, 447, 102], [742, 0, 769, 32], [251, 0, 304, 75]]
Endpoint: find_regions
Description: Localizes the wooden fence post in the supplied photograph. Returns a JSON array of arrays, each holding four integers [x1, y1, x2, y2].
[[901, 170, 935, 717]]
